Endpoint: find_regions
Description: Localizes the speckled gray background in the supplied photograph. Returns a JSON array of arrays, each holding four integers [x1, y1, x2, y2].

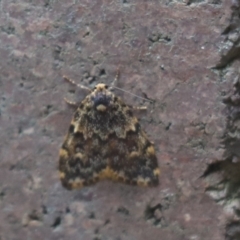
[[1, 0, 240, 239]]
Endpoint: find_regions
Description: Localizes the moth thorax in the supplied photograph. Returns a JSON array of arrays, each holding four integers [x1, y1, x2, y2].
[[92, 92, 111, 112]]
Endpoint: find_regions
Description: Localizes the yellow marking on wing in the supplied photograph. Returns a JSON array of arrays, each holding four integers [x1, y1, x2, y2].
[[98, 166, 120, 181], [69, 178, 85, 189], [153, 168, 160, 176], [59, 148, 69, 159], [129, 151, 140, 159], [146, 145, 155, 156], [59, 171, 66, 179], [136, 176, 150, 187]]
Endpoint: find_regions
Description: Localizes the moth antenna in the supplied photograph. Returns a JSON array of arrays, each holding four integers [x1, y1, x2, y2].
[[111, 86, 154, 103]]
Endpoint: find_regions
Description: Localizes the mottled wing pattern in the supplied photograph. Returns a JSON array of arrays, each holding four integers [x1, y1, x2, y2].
[[105, 126, 159, 187], [59, 83, 160, 190]]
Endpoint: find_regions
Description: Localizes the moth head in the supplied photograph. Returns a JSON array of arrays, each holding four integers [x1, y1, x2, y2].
[[91, 83, 113, 112]]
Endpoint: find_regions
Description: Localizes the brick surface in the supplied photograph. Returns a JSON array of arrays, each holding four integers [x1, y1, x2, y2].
[[0, 0, 234, 239]]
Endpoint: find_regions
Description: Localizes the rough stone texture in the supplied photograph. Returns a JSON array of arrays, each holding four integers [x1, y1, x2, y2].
[[0, 0, 239, 239]]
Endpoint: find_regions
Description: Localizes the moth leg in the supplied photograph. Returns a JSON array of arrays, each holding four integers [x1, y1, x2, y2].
[[63, 75, 91, 92], [64, 97, 78, 107], [132, 106, 147, 111], [110, 68, 120, 89]]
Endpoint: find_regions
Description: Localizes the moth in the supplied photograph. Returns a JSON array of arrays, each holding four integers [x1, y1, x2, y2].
[[59, 74, 160, 190]]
